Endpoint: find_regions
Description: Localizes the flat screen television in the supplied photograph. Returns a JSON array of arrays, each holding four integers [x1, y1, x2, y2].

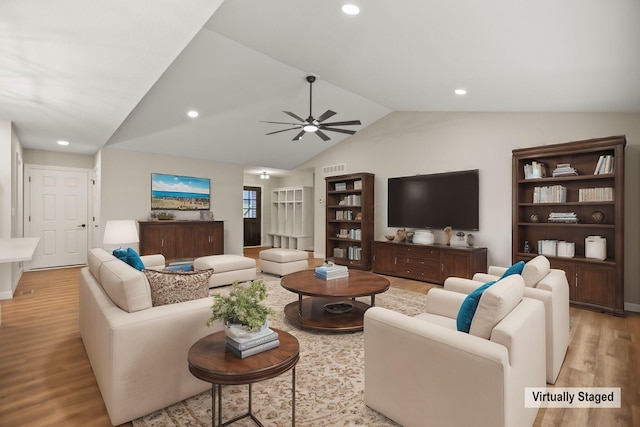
[[151, 173, 210, 210], [387, 169, 479, 230]]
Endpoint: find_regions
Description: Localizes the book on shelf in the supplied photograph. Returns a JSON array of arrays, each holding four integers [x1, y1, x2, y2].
[[226, 339, 280, 359], [533, 185, 566, 203], [353, 180, 362, 190], [594, 155, 614, 175], [335, 182, 347, 191], [578, 187, 614, 202], [552, 163, 578, 177], [225, 328, 279, 351], [524, 161, 546, 179], [548, 212, 578, 223]]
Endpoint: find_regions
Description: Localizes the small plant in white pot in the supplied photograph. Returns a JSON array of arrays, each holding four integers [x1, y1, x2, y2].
[[206, 280, 275, 338]]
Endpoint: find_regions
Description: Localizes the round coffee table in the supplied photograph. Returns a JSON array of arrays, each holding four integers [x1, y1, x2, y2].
[[280, 269, 390, 332], [188, 328, 299, 427]]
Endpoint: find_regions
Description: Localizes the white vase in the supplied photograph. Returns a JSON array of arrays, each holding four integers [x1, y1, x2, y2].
[[224, 320, 269, 339]]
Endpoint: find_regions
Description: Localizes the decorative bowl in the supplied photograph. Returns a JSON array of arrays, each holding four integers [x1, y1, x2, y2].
[[383, 234, 395, 241]]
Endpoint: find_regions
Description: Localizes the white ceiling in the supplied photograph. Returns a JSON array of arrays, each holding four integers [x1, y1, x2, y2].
[[3, 0, 639, 174]]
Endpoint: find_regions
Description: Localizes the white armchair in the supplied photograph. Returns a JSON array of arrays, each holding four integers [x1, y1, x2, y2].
[[364, 275, 546, 427], [444, 255, 569, 384]]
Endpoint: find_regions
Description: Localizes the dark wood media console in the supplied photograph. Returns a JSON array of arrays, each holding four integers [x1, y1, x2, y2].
[[372, 241, 487, 284]]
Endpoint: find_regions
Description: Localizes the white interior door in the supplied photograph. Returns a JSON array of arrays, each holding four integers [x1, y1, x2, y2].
[[25, 165, 89, 269]]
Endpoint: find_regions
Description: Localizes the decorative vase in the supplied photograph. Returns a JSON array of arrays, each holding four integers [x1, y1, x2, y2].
[[395, 228, 406, 242], [591, 210, 604, 223], [530, 213, 540, 223], [466, 233, 474, 247], [224, 321, 269, 340], [523, 240, 531, 253]]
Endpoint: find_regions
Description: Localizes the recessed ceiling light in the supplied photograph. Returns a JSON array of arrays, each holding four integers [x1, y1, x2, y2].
[[342, 4, 360, 15], [187, 110, 199, 118], [57, 140, 69, 146], [454, 89, 467, 96]]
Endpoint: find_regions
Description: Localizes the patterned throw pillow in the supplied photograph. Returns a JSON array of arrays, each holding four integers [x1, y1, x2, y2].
[[143, 269, 214, 307]]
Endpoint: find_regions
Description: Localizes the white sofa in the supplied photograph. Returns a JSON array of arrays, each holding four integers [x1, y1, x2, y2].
[[79, 248, 220, 426], [364, 275, 546, 427], [444, 255, 570, 384]]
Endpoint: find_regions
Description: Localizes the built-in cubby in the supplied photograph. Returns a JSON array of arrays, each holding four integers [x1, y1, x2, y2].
[[268, 186, 313, 250]]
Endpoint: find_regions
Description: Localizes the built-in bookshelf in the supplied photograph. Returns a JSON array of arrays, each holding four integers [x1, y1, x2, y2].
[[512, 135, 626, 315], [325, 173, 374, 270]]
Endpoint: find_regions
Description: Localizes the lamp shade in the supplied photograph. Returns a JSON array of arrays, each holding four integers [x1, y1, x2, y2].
[[103, 220, 139, 246]]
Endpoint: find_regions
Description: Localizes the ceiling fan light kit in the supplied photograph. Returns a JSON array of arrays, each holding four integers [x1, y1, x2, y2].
[[262, 75, 362, 141]]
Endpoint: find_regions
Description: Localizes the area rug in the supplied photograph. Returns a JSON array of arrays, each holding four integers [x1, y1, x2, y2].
[[132, 275, 426, 427]]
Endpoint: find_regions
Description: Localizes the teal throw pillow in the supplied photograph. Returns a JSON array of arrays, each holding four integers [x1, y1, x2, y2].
[[126, 248, 145, 271], [112, 248, 145, 271], [500, 261, 525, 279], [456, 281, 496, 333]]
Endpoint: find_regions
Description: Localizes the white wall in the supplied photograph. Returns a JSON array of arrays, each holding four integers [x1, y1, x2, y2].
[[298, 112, 640, 307], [100, 148, 246, 255], [23, 149, 94, 169], [0, 121, 26, 300]]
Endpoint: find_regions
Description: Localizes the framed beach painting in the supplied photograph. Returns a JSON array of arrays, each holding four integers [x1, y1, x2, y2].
[[151, 173, 210, 210]]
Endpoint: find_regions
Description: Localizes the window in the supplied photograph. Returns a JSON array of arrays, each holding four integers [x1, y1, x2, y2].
[[243, 189, 257, 219]]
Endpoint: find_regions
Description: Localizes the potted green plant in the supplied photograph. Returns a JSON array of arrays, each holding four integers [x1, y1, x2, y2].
[[206, 280, 275, 337]]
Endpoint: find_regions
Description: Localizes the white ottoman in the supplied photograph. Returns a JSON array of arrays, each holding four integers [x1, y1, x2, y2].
[[259, 248, 309, 276], [194, 255, 257, 288]]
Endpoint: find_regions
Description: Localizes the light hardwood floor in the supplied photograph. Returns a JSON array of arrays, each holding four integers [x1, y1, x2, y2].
[[1, 250, 638, 426]]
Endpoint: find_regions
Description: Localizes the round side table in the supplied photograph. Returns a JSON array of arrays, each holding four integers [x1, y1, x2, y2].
[[188, 328, 299, 426]]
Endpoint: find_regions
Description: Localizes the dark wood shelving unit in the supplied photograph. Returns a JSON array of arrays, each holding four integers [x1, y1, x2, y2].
[[512, 135, 626, 315], [325, 173, 374, 270]]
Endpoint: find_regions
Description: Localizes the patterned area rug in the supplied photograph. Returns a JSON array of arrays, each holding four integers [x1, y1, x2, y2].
[[132, 275, 427, 427]]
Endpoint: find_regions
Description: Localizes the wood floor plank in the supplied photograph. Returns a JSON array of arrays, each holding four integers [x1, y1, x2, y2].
[[1, 253, 638, 426]]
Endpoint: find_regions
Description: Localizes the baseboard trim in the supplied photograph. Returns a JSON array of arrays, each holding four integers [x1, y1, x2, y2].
[[624, 302, 640, 313]]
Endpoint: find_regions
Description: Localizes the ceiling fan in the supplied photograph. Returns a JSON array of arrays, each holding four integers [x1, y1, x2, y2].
[[262, 75, 362, 141]]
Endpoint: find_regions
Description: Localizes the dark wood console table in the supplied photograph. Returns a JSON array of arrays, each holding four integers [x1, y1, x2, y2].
[[139, 220, 223, 262], [372, 241, 487, 284]]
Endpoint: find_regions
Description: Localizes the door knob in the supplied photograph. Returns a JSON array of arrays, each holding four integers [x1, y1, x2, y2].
[[78, 224, 86, 228]]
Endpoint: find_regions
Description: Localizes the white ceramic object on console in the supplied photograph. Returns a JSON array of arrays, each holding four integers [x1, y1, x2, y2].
[[412, 230, 434, 245]]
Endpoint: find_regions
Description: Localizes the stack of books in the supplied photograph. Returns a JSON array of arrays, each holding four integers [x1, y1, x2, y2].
[[226, 328, 280, 359], [315, 264, 349, 280], [552, 163, 578, 177], [548, 212, 578, 223]]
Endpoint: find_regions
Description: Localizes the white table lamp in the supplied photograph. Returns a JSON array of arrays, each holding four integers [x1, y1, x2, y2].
[[103, 220, 139, 248]]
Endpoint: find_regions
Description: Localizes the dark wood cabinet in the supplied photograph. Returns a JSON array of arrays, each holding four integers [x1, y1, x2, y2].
[[139, 220, 223, 261], [372, 241, 487, 285], [325, 173, 374, 270], [512, 135, 625, 315]]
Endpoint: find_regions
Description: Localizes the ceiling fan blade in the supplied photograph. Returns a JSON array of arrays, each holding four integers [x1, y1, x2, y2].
[[320, 127, 357, 135], [265, 127, 302, 135], [315, 130, 331, 141], [320, 119, 362, 127], [316, 110, 337, 123], [283, 111, 306, 122], [292, 130, 306, 141], [261, 120, 301, 125]]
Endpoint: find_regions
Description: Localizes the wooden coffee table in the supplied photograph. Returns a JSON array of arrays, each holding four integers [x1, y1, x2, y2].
[[280, 269, 390, 333], [188, 328, 299, 427]]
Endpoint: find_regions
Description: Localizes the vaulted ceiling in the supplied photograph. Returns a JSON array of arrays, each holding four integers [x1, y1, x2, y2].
[[3, 1, 639, 174]]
